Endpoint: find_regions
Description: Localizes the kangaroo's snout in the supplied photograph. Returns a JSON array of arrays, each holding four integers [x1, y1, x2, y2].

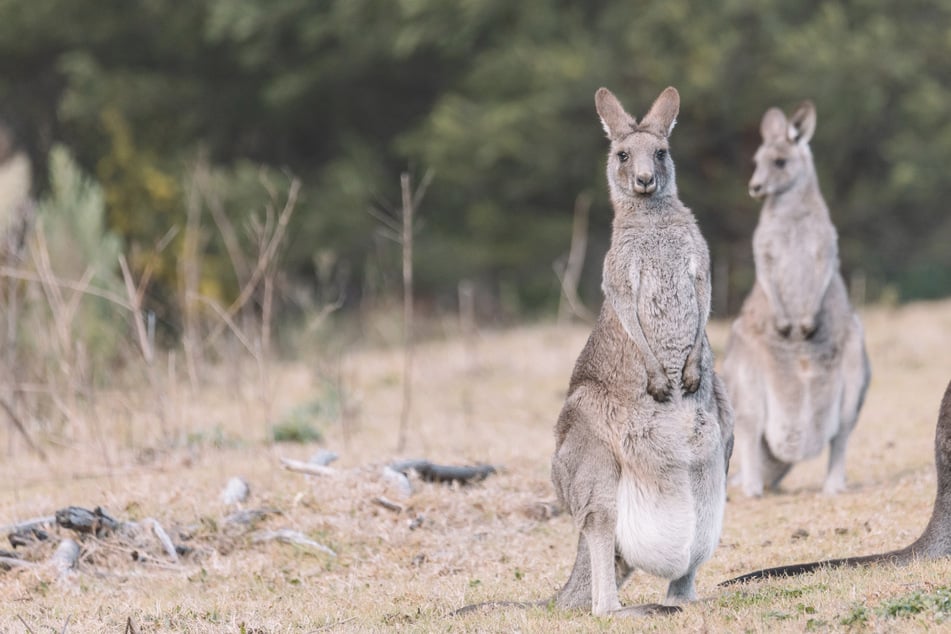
[[634, 171, 656, 194]]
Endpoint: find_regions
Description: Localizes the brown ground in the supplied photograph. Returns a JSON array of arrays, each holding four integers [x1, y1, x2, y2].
[[2, 299, 950, 632]]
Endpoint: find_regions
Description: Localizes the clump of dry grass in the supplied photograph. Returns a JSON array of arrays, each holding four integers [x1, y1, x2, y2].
[[1, 300, 951, 632]]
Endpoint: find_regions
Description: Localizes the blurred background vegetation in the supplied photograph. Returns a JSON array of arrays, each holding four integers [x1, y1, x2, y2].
[[2, 0, 950, 345]]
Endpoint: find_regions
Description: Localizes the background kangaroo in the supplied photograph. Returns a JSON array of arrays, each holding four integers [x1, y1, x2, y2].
[[722, 377, 951, 584], [547, 86, 733, 616], [721, 101, 870, 497]]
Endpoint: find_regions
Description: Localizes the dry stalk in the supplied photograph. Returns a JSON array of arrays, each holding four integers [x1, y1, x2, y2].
[[181, 170, 205, 389], [555, 192, 594, 324], [376, 169, 432, 453]]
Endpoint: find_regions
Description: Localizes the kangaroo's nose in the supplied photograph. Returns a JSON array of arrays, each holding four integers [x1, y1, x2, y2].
[[635, 172, 655, 192], [749, 181, 763, 197]]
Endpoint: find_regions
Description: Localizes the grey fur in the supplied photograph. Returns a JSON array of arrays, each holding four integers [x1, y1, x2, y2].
[[722, 101, 871, 497], [549, 87, 734, 616], [722, 378, 951, 584]]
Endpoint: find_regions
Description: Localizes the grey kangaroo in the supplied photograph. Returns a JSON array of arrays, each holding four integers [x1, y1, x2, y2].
[[722, 377, 951, 585], [548, 86, 734, 616], [721, 101, 870, 497], [454, 87, 733, 618]]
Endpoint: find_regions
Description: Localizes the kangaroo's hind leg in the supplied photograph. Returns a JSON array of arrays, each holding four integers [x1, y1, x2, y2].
[[554, 532, 634, 610], [824, 316, 871, 494], [723, 331, 775, 497], [552, 402, 625, 615]]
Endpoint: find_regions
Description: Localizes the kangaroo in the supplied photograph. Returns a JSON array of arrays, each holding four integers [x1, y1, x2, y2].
[[547, 86, 734, 616], [722, 378, 951, 585], [721, 101, 870, 497], [454, 87, 733, 618]]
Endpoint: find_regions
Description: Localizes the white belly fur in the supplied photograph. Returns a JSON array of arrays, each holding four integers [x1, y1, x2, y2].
[[615, 472, 694, 580]]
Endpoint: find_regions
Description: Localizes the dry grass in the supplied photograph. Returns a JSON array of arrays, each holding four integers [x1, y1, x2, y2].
[[2, 299, 951, 632]]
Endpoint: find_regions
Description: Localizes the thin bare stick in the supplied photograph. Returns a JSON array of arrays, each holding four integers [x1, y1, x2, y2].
[[397, 173, 415, 453], [556, 192, 594, 323], [181, 173, 204, 388], [0, 266, 130, 309], [0, 396, 47, 460], [198, 163, 250, 284], [280, 457, 336, 477], [201, 178, 301, 351], [193, 294, 256, 357], [145, 518, 179, 563], [118, 254, 153, 365], [16, 615, 36, 634]]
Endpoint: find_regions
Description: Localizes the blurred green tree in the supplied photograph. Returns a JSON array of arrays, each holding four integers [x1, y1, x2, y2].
[[0, 0, 949, 327]]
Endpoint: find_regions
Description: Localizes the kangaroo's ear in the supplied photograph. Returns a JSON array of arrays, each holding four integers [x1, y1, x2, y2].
[[641, 86, 680, 137], [760, 107, 788, 142], [787, 100, 816, 145], [595, 87, 636, 140]]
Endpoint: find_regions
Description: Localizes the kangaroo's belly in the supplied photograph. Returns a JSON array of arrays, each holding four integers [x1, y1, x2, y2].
[[764, 353, 844, 461], [615, 472, 696, 579]]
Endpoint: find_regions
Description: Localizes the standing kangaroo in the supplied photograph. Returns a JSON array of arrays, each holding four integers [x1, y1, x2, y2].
[[549, 86, 734, 616], [721, 102, 870, 497], [722, 377, 951, 585]]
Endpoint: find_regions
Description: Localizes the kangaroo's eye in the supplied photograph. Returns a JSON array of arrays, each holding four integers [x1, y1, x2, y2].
[[773, 158, 786, 168], [655, 149, 667, 161], [617, 151, 629, 163]]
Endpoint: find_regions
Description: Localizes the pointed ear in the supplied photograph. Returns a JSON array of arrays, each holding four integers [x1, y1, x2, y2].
[[641, 86, 680, 137], [787, 100, 816, 144], [760, 107, 788, 142], [595, 87, 635, 140]]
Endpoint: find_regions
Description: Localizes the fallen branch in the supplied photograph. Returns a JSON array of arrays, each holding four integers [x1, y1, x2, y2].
[[224, 508, 280, 526], [252, 529, 336, 557], [281, 457, 336, 477], [0, 555, 37, 570], [389, 460, 497, 485], [373, 496, 405, 513], [144, 518, 179, 563], [55, 506, 119, 537], [2, 514, 55, 535]]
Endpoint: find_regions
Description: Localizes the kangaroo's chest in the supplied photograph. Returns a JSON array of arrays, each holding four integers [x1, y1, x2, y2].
[[630, 231, 701, 350]]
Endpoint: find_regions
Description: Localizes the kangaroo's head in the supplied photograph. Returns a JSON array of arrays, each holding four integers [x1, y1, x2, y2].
[[748, 101, 817, 200], [595, 86, 679, 202]]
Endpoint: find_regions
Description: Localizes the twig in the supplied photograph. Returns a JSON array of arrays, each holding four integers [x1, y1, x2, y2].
[[0, 266, 130, 309], [16, 615, 36, 634], [125, 616, 139, 634], [251, 529, 336, 557], [145, 518, 179, 563], [0, 556, 37, 569], [202, 177, 302, 350], [280, 457, 336, 477], [0, 397, 47, 460], [373, 496, 405, 513], [556, 192, 594, 323], [118, 254, 154, 365], [1, 514, 55, 534], [59, 614, 71, 634]]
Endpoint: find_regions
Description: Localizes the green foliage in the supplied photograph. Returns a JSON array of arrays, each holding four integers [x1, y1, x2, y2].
[[270, 417, 322, 444], [2, 0, 951, 320], [877, 586, 951, 621], [269, 390, 341, 443], [840, 603, 870, 627]]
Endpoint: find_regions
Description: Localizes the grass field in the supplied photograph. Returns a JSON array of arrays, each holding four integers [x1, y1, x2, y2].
[[2, 299, 951, 632]]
